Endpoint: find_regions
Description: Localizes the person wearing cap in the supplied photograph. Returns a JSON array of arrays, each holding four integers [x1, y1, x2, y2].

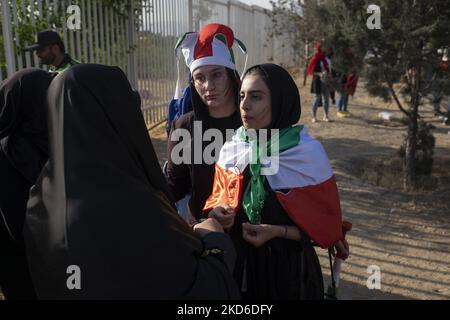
[[24, 30, 79, 73], [166, 24, 247, 224]]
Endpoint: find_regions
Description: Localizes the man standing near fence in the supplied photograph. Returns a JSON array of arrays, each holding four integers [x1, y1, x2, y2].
[[24, 30, 79, 73]]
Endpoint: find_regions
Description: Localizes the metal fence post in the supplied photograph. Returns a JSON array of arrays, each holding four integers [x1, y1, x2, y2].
[[1, 0, 16, 77], [127, 0, 138, 89], [227, 0, 231, 27], [188, 0, 193, 31]]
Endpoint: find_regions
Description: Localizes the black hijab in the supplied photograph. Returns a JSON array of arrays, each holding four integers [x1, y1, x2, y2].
[[0, 68, 53, 183], [243, 63, 301, 130], [25, 64, 238, 299]]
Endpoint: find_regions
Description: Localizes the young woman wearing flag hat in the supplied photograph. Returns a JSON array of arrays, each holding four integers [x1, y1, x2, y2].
[[166, 23, 248, 222]]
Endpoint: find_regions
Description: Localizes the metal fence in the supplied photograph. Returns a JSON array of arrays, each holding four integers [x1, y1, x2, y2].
[[1, 0, 296, 127]]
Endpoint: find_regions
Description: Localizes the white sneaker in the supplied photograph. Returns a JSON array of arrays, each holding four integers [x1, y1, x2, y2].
[[323, 116, 330, 122], [311, 117, 317, 123]]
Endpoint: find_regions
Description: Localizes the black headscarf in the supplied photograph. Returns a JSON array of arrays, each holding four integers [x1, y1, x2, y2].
[[243, 63, 301, 130], [25, 64, 238, 299], [0, 68, 54, 183]]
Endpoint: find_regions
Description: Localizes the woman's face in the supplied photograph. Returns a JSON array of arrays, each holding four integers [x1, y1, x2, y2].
[[240, 73, 272, 129], [192, 65, 234, 109]]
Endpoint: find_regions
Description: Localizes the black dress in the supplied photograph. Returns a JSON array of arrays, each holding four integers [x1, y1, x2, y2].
[[230, 175, 324, 300], [310, 60, 323, 95]]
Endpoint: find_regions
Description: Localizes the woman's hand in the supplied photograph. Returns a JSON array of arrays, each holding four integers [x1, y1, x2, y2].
[[333, 239, 350, 260], [208, 205, 235, 230], [241, 223, 282, 247], [193, 218, 224, 237]]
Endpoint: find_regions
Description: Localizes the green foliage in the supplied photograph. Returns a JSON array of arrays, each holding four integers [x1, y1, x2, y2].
[[268, 0, 449, 187], [268, 0, 322, 64], [322, 0, 450, 106], [319, 0, 449, 186], [1, 0, 143, 76]]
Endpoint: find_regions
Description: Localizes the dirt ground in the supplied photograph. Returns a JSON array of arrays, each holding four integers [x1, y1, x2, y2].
[[150, 72, 450, 300]]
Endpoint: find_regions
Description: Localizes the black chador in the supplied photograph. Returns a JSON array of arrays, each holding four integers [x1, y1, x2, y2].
[[0, 68, 53, 299], [24, 64, 239, 299]]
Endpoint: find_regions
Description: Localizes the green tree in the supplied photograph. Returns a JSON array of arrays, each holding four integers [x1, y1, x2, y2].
[[270, 0, 450, 189], [268, 0, 324, 66], [0, 0, 142, 77], [321, 0, 450, 189]]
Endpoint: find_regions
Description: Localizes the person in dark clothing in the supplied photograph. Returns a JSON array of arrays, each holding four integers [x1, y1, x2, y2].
[[326, 49, 337, 105], [0, 68, 54, 300], [24, 30, 79, 73], [23, 64, 239, 300], [204, 64, 347, 299], [167, 24, 245, 221]]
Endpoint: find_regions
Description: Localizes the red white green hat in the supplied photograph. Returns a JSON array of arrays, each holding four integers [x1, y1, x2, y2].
[[174, 23, 247, 98]]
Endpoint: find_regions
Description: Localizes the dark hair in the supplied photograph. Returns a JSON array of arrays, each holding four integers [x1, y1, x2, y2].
[[243, 66, 269, 88]]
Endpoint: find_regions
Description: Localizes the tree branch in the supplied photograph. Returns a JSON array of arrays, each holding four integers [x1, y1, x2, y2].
[[371, 46, 411, 117]]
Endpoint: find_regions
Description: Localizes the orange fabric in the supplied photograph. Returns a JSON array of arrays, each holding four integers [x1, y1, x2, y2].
[[203, 164, 244, 215], [275, 176, 343, 248]]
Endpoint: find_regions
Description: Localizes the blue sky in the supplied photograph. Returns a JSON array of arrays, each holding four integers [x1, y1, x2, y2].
[[239, 0, 273, 10]]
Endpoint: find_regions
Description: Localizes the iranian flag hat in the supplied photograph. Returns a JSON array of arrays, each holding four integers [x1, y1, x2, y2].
[[174, 23, 247, 98]]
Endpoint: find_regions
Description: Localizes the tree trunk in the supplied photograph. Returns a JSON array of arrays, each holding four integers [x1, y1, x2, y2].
[[403, 113, 418, 190], [403, 61, 422, 190]]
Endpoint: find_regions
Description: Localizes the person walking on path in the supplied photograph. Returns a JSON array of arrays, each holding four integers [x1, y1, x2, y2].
[[307, 43, 331, 123]]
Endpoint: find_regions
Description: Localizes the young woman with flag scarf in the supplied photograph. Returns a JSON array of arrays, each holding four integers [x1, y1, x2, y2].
[[203, 64, 348, 299], [166, 24, 247, 222]]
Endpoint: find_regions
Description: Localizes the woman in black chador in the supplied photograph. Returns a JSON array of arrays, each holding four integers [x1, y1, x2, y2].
[[24, 64, 239, 300], [0, 68, 53, 299]]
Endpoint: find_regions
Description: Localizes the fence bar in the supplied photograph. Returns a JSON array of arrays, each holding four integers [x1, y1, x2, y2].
[[127, 0, 137, 89], [81, 0, 87, 62], [93, 0, 99, 63], [120, 13, 126, 71], [99, 1, 104, 64], [11, 0, 22, 70], [1, 0, 16, 76], [1, 0, 295, 126], [87, 0, 94, 63]]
